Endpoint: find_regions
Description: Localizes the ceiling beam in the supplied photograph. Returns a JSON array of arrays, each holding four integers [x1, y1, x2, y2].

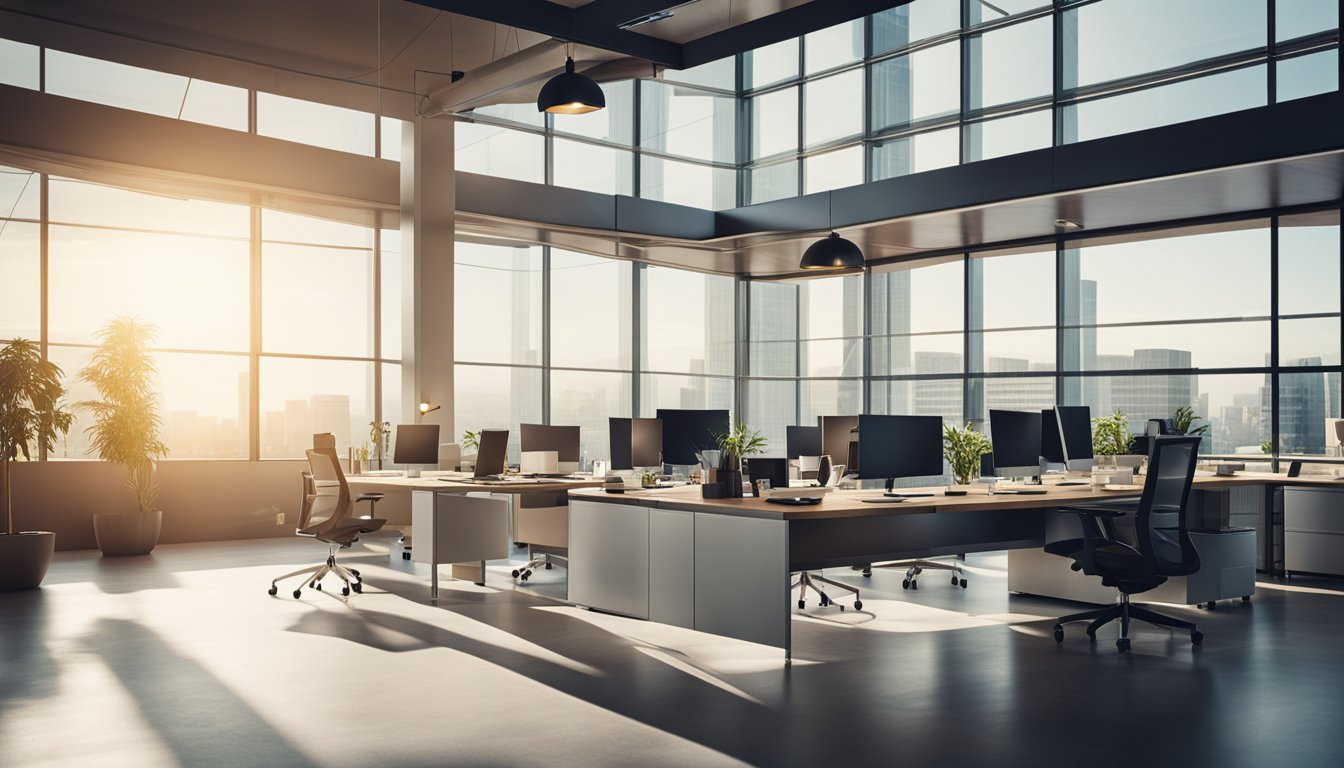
[[404, 0, 684, 67], [682, 0, 913, 68]]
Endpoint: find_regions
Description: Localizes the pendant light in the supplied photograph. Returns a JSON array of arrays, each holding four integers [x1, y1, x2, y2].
[[537, 45, 605, 115], [800, 232, 864, 270]]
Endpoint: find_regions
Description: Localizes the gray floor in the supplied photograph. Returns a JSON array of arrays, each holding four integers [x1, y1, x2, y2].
[[2, 538, 1343, 768]]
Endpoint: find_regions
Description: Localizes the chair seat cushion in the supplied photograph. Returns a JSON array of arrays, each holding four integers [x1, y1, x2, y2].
[[1044, 538, 1084, 558]]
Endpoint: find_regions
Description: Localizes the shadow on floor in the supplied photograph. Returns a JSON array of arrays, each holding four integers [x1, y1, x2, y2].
[[0, 590, 59, 710]]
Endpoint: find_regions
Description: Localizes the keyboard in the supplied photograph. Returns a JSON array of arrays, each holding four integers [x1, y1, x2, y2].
[[995, 489, 1048, 495], [886, 492, 936, 498]]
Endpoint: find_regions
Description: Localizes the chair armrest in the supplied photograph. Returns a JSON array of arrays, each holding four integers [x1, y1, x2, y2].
[[354, 493, 385, 502]]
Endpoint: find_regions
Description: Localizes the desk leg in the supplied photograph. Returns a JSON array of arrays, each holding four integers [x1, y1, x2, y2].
[[431, 563, 439, 604]]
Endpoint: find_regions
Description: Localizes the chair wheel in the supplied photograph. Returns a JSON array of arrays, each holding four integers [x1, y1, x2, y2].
[[402, 551, 412, 560], [268, 586, 278, 596], [545, 562, 553, 570], [910, 580, 918, 590], [341, 586, 350, 597], [512, 569, 521, 578], [1116, 637, 1131, 652], [902, 579, 911, 589], [819, 593, 830, 607], [838, 604, 844, 611], [1053, 624, 1064, 643], [853, 600, 862, 610], [352, 582, 362, 594], [1191, 630, 1203, 645], [292, 590, 302, 599], [521, 571, 530, 581], [798, 600, 806, 609], [959, 578, 968, 588], [1207, 601, 1216, 610], [952, 575, 959, 586], [350, 569, 360, 577], [1242, 595, 1251, 603], [314, 583, 322, 591]]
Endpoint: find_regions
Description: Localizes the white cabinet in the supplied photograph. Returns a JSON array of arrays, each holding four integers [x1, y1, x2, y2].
[[649, 509, 694, 627], [568, 499, 649, 619]]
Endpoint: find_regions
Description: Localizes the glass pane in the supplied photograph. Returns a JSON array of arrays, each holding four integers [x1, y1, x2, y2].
[[0, 39, 39, 89], [640, 81, 737, 163], [380, 116, 405, 161], [553, 80, 634, 144], [1064, 0, 1267, 89], [46, 50, 246, 131], [50, 347, 250, 459], [49, 177, 248, 237], [747, 38, 799, 89], [750, 340, 798, 377], [1277, 0, 1339, 42], [661, 57, 736, 90], [50, 224, 250, 351], [454, 364, 543, 464], [803, 145, 864, 193], [801, 274, 865, 339], [1279, 210, 1340, 315], [870, 42, 961, 130], [1279, 371, 1342, 455], [0, 221, 40, 341], [873, 334, 964, 376], [804, 69, 863, 147], [553, 139, 633, 196], [380, 229, 402, 360], [801, 339, 863, 377], [978, 376, 1057, 422], [261, 209, 369, 248], [259, 357, 375, 458], [550, 369, 632, 465], [872, 0, 961, 55], [974, 248, 1055, 328], [872, 256, 964, 335], [550, 249, 632, 369], [470, 102, 544, 128], [639, 155, 736, 210], [976, 329, 1056, 373], [257, 92, 374, 155], [1280, 318, 1340, 366], [455, 123, 545, 183], [968, 0, 1050, 24], [871, 127, 960, 181], [454, 241, 542, 365], [1075, 321, 1270, 370], [871, 378, 963, 422], [805, 19, 864, 75], [0, 166, 40, 220], [749, 160, 799, 204], [750, 280, 798, 342], [1061, 74, 1241, 143], [965, 109, 1052, 161], [1277, 49, 1339, 102], [751, 87, 799, 159], [746, 379, 797, 451], [969, 16, 1052, 109], [801, 379, 863, 424], [641, 266, 735, 375], [639, 374, 735, 417], [381, 362, 403, 427]]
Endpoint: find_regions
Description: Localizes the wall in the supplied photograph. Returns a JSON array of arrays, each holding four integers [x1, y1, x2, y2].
[[6, 460, 305, 551]]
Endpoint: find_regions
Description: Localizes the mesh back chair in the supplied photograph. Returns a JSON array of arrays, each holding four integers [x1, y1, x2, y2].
[[268, 435, 386, 599], [1050, 436, 1204, 652]]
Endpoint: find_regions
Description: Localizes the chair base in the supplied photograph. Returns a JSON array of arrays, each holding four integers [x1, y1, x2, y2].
[[1053, 593, 1203, 652], [792, 571, 862, 611], [512, 551, 567, 582], [855, 557, 967, 590], [269, 543, 363, 599]]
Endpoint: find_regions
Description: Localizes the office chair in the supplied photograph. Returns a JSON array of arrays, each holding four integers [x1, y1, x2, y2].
[[1050, 436, 1204, 652], [858, 557, 967, 590], [268, 436, 387, 599], [792, 570, 862, 612]]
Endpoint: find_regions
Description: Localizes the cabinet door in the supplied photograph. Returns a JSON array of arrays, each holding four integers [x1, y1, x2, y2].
[[649, 509, 694, 628], [568, 500, 649, 619], [694, 513, 789, 649], [1285, 488, 1344, 576]]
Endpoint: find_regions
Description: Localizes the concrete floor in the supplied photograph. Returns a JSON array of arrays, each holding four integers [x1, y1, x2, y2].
[[2, 539, 1342, 768]]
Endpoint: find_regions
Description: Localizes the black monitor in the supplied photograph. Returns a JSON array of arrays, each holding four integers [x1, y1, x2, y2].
[[856, 415, 944, 495], [989, 410, 1042, 479], [520, 423, 581, 462], [819, 415, 859, 469], [608, 417, 663, 470], [473, 428, 510, 477], [394, 424, 440, 477], [744, 457, 789, 497], [1041, 405, 1093, 471], [656, 409, 729, 466], [786, 425, 823, 459]]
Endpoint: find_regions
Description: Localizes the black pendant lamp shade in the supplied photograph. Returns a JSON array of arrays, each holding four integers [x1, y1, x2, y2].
[[800, 232, 864, 270], [537, 57, 606, 114]]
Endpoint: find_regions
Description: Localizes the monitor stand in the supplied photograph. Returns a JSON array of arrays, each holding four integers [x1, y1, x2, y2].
[[883, 478, 936, 498], [407, 466, 422, 478]]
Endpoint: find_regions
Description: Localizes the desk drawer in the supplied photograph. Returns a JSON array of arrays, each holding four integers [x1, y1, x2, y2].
[[1284, 487, 1344, 534]]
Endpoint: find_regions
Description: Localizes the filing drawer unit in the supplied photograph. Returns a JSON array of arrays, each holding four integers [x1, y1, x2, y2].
[[1284, 487, 1344, 577]]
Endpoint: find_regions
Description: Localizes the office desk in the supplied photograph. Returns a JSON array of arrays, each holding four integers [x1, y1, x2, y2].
[[566, 474, 1314, 662], [347, 474, 601, 599]]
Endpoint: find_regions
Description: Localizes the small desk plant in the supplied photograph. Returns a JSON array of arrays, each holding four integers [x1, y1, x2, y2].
[[712, 421, 767, 498], [79, 316, 169, 557], [0, 338, 73, 590], [368, 420, 391, 470], [943, 422, 992, 491], [1092, 410, 1138, 469]]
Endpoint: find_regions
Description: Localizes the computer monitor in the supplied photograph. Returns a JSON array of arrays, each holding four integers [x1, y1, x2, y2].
[[856, 415, 944, 495], [1041, 405, 1093, 472], [473, 429, 510, 477], [819, 416, 859, 467], [989, 410, 1043, 479], [393, 424, 440, 477], [744, 457, 789, 497], [656, 409, 729, 467], [520, 423, 581, 473], [608, 417, 663, 470], [786, 425, 822, 459]]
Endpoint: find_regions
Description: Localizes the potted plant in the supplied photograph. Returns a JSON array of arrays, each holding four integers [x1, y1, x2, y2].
[[460, 430, 480, 471], [0, 339, 73, 590], [711, 422, 767, 499], [368, 420, 390, 469], [943, 422, 992, 490], [1172, 405, 1209, 455], [1092, 410, 1141, 469], [78, 317, 169, 557]]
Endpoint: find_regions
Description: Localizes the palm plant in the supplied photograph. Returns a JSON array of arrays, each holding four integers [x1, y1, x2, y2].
[[0, 339, 73, 535], [78, 317, 168, 515], [1173, 405, 1210, 437], [461, 430, 480, 453], [715, 421, 767, 470], [943, 422, 992, 486]]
